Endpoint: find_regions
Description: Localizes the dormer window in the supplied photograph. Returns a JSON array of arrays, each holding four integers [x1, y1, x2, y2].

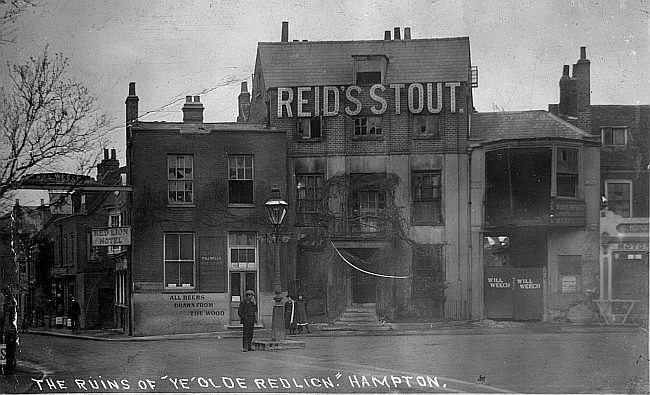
[[601, 127, 628, 146], [352, 55, 388, 85]]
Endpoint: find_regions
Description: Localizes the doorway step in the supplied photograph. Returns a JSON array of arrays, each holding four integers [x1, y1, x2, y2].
[[321, 304, 393, 331]]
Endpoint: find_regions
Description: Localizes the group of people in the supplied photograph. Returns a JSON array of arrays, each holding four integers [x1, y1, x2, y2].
[[283, 294, 310, 335], [237, 291, 310, 352]]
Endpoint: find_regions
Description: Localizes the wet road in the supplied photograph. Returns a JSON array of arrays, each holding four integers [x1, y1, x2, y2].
[[7, 330, 649, 393]]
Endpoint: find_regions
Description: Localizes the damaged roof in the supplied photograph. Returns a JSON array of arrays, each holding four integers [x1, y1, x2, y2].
[[256, 37, 471, 87], [470, 110, 600, 144]]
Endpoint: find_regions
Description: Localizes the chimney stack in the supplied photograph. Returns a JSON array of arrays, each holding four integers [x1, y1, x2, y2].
[[125, 82, 139, 125], [404, 27, 411, 39], [237, 81, 251, 123], [97, 147, 121, 185], [182, 95, 204, 123], [384, 30, 391, 40], [574, 46, 591, 132], [393, 27, 401, 40], [281, 21, 289, 42]]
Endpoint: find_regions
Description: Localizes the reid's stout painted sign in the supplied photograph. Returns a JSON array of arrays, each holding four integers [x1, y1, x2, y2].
[[277, 82, 462, 117]]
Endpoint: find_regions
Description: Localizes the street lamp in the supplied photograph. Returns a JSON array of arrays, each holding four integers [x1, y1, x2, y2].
[[264, 185, 288, 342]]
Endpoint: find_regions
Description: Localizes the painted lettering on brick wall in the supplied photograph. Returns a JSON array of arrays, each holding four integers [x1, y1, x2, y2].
[[169, 294, 225, 317], [516, 278, 540, 289], [277, 82, 462, 117]]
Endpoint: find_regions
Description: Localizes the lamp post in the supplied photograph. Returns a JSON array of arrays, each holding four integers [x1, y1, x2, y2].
[[265, 185, 288, 342]]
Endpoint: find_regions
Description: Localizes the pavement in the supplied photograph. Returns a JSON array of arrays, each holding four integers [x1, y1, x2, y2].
[[2, 319, 645, 393]]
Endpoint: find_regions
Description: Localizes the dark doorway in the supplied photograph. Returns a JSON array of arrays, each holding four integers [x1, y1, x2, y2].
[[345, 249, 378, 304], [98, 288, 115, 329]]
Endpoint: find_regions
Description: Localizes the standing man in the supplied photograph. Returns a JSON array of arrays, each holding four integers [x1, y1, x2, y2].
[[238, 290, 257, 352], [68, 296, 81, 333]]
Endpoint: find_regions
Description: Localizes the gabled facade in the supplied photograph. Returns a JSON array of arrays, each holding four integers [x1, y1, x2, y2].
[[245, 23, 477, 321], [470, 110, 601, 322], [126, 84, 287, 336]]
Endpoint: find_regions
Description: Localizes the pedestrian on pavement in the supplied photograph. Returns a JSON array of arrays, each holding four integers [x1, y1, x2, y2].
[[68, 297, 81, 333], [238, 290, 257, 352], [296, 294, 310, 334], [284, 294, 297, 335]]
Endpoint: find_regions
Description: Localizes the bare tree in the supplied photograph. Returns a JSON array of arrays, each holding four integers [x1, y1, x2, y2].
[[0, 0, 40, 44], [0, 49, 108, 204]]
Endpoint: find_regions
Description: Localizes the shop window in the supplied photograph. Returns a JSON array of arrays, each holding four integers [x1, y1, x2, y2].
[[228, 232, 257, 270], [168, 155, 194, 205], [556, 148, 578, 198], [164, 233, 195, 289], [228, 155, 254, 205], [412, 171, 443, 225], [297, 116, 322, 139], [413, 115, 442, 138], [354, 116, 382, 136], [605, 181, 632, 218], [297, 174, 324, 224], [559, 255, 581, 293], [602, 127, 628, 146]]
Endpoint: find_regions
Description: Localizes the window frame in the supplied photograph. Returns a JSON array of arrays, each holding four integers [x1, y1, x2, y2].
[[163, 233, 196, 290], [296, 174, 324, 225], [411, 171, 443, 225], [297, 116, 323, 140], [167, 155, 194, 206], [555, 147, 579, 198], [413, 114, 443, 139], [353, 116, 383, 138], [228, 232, 258, 270], [228, 155, 254, 205], [605, 180, 633, 218], [601, 127, 628, 147]]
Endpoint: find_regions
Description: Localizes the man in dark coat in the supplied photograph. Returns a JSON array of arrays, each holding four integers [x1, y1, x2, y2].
[[237, 290, 257, 352], [68, 297, 81, 333]]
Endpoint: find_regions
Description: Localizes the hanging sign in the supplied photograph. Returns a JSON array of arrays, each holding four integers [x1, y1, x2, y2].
[[92, 227, 131, 246]]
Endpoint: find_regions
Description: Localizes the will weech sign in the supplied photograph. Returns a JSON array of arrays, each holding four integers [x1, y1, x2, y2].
[[92, 227, 131, 246]]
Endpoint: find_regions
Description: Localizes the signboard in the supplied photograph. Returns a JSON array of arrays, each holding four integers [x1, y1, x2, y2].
[[199, 237, 226, 293], [133, 282, 163, 293], [92, 227, 131, 246], [549, 201, 586, 226], [616, 223, 649, 233], [561, 275, 577, 293]]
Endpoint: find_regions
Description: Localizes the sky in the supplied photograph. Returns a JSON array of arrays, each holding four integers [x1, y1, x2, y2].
[[1, 0, 648, 206]]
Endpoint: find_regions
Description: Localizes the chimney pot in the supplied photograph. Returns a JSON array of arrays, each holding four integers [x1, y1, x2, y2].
[[129, 82, 136, 96], [241, 81, 248, 92], [104, 149, 109, 160], [281, 21, 289, 42], [186, 96, 192, 102], [384, 30, 391, 40], [193, 95, 200, 102], [563, 65, 570, 76], [580, 46, 586, 59], [393, 27, 401, 40], [404, 27, 411, 39], [111, 149, 116, 160]]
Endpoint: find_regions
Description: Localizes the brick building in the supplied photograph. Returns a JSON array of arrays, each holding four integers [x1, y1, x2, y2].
[[244, 23, 477, 321], [549, 48, 649, 325], [126, 83, 287, 336]]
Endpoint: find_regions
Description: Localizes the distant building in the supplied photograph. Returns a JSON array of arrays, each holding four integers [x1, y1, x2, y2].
[[125, 84, 287, 336], [550, 48, 649, 325]]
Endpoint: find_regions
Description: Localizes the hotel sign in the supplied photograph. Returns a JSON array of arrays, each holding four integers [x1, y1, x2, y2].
[[277, 82, 462, 118], [92, 227, 131, 246], [549, 201, 586, 226]]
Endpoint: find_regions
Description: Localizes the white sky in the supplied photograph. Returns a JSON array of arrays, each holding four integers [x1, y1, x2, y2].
[[1, 0, 648, 170]]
